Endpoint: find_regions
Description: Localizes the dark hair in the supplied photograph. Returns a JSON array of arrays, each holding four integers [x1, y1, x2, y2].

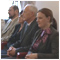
[[19, 10, 23, 17], [38, 8, 53, 22], [51, 17, 57, 30], [38, 8, 57, 30], [19, 10, 23, 15], [13, 5, 19, 13]]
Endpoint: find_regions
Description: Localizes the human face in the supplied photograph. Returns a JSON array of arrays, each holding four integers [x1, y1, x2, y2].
[[8, 6, 15, 19], [23, 7, 33, 21], [36, 12, 50, 29], [19, 14, 24, 23]]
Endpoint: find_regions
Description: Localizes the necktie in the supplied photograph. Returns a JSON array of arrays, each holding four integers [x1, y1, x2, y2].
[[24, 24, 29, 34]]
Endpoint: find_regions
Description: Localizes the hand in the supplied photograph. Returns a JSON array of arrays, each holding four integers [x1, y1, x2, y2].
[[9, 47, 16, 56], [25, 53, 38, 59], [7, 46, 16, 57], [7, 49, 12, 57]]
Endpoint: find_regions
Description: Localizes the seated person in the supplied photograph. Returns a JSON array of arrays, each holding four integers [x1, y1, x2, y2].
[[1, 5, 19, 42], [25, 8, 59, 59], [7, 10, 24, 48], [1, 10, 25, 55], [1, 4, 39, 59]]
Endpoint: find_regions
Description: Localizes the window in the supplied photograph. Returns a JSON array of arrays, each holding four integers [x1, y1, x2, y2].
[[0, 0, 21, 19]]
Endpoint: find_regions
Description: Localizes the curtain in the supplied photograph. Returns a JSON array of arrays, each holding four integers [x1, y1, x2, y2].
[[20, 1, 36, 10]]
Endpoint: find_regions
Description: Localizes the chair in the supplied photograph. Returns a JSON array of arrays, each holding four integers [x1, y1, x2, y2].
[[16, 52, 27, 59], [1, 41, 7, 50], [1, 41, 27, 59]]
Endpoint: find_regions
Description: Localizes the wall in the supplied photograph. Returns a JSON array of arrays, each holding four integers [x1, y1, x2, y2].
[[35, 1, 59, 31]]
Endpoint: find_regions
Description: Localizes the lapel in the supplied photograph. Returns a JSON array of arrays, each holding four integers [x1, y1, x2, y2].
[[20, 22, 27, 40], [10, 17, 18, 30], [24, 19, 37, 35], [1, 17, 18, 35], [4, 20, 11, 30], [29, 29, 42, 51], [1, 21, 11, 34], [20, 19, 37, 43], [37, 34, 51, 52], [14, 24, 21, 35], [37, 27, 53, 52]]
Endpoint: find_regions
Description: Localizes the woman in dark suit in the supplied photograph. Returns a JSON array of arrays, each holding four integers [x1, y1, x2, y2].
[[25, 8, 59, 59], [7, 10, 24, 47]]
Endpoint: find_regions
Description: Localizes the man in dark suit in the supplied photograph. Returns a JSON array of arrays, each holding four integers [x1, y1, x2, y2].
[[1, 4, 39, 58]]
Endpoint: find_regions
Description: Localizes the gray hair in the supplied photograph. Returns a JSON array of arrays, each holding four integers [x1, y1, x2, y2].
[[24, 4, 38, 16]]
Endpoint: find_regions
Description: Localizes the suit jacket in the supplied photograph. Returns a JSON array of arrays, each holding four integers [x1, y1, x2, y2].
[[31, 26, 59, 59], [1, 19, 5, 32], [11, 18, 39, 53], [7, 24, 21, 47], [1, 17, 19, 42]]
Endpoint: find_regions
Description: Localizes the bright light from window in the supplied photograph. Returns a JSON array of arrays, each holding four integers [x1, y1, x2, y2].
[[0, 0, 13, 19], [0, 0, 21, 19]]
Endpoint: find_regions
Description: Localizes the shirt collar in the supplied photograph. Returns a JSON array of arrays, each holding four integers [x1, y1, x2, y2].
[[27, 21, 33, 26], [11, 16, 18, 22]]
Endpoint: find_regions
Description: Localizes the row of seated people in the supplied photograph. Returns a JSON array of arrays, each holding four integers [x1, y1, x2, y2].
[[1, 4, 59, 59]]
